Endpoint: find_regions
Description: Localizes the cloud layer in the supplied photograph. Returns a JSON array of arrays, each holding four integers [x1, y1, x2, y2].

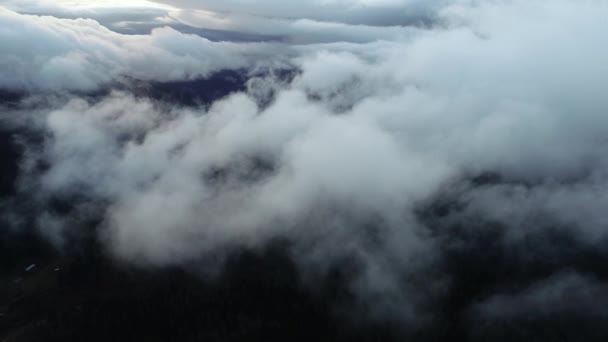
[[153, 0, 444, 26], [2, 0, 608, 337], [0, 7, 282, 92]]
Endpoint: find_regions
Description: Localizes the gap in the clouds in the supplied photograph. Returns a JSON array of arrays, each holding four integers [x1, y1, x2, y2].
[[129, 69, 254, 108], [0, 67, 299, 111], [125, 67, 298, 109], [0, 127, 21, 197], [205, 155, 276, 188], [0, 89, 26, 109], [414, 173, 608, 341], [0, 229, 400, 342]]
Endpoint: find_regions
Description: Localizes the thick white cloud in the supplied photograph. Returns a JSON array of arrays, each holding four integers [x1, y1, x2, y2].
[[0, 7, 281, 91], [37, 90, 447, 265]]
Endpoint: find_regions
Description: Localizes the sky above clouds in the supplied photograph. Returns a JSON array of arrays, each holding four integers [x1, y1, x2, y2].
[[0, 0, 172, 10], [2, 0, 608, 338]]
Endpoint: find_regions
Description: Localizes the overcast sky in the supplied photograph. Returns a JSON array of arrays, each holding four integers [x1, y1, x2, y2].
[[0, 0, 443, 43], [1, 0, 442, 24]]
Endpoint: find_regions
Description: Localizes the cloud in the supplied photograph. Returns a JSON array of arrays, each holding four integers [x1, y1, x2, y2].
[[148, 0, 450, 44], [33, 90, 447, 267], [0, 0, 171, 11], [171, 8, 428, 44], [153, 0, 445, 26], [2, 0, 608, 334], [0, 7, 282, 92]]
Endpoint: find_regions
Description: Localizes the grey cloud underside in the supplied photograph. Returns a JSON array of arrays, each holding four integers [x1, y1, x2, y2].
[[19, 7, 170, 25], [152, 0, 443, 26], [109, 23, 283, 42], [0, 7, 292, 92], [15, 8, 284, 42], [2, 1, 608, 340]]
